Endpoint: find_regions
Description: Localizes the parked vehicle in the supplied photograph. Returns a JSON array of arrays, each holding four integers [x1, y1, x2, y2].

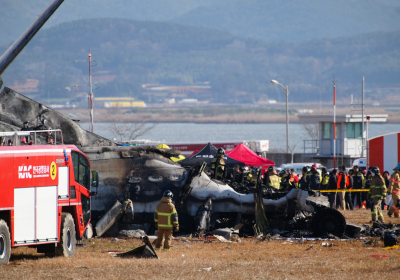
[[280, 163, 326, 173], [352, 158, 367, 171], [0, 130, 98, 264]]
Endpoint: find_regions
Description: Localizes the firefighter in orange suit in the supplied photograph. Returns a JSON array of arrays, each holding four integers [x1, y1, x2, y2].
[[154, 190, 179, 251], [388, 163, 400, 218], [367, 167, 387, 222]]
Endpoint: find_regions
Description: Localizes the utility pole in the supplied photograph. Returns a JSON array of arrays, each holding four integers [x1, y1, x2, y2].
[[351, 72, 366, 157], [333, 77, 336, 169], [71, 50, 96, 133], [88, 50, 94, 133]]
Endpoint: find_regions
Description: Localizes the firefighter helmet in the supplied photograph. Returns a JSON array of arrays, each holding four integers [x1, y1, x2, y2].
[[163, 190, 173, 198], [217, 148, 225, 155], [370, 166, 380, 176], [253, 167, 260, 173], [267, 166, 274, 172], [395, 163, 400, 170], [279, 170, 287, 177]]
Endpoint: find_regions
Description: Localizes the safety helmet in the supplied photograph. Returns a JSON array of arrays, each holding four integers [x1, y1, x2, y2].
[[163, 190, 173, 198], [217, 148, 225, 155], [370, 166, 380, 176], [395, 163, 400, 170], [267, 166, 274, 172], [279, 170, 287, 177], [252, 167, 260, 174], [243, 166, 249, 172]]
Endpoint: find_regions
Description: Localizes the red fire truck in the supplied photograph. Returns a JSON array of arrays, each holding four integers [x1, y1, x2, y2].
[[0, 130, 98, 264]]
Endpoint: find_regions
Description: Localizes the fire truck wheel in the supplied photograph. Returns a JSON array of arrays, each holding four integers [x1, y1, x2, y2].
[[0, 220, 11, 264], [56, 213, 76, 257]]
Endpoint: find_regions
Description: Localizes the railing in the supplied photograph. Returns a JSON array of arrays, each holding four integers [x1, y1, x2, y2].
[[302, 139, 344, 155], [0, 129, 63, 146]]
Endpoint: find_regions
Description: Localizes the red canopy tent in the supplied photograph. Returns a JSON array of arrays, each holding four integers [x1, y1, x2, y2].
[[227, 144, 275, 171]]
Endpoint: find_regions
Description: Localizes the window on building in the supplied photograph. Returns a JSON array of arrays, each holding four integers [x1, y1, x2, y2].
[[355, 123, 362, 138], [322, 122, 331, 139], [347, 123, 362, 138]]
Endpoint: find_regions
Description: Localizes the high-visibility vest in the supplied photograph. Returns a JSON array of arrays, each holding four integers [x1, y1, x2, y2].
[[269, 174, 281, 189], [337, 173, 350, 189]]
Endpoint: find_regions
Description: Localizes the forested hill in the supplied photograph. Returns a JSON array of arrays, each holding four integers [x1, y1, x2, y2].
[[0, 0, 229, 47], [173, 0, 400, 42], [1, 18, 399, 103], [1, 0, 400, 46]]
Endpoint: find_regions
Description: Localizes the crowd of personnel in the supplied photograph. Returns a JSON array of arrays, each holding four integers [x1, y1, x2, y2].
[[153, 148, 400, 251], [209, 147, 400, 224]]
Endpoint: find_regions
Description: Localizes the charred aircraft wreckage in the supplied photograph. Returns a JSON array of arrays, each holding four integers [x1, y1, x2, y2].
[[0, 90, 351, 239], [0, 0, 353, 240]]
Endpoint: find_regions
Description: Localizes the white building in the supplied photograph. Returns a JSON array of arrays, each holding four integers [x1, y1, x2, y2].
[[298, 114, 388, 167]]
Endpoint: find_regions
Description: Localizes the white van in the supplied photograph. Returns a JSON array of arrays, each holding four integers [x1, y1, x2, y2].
[[280, 163, 325, 173], [352, 158, 366, 171]]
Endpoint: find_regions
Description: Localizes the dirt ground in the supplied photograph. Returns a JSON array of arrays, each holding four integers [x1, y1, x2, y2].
[[3, 209, 400, 280]]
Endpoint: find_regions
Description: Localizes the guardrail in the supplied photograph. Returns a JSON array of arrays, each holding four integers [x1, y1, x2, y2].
[[0, 129, 63, 146]]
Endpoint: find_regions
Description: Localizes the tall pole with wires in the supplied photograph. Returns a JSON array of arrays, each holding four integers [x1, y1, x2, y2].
[[88, 50, 94, 133], [333, 77, 337, 169]]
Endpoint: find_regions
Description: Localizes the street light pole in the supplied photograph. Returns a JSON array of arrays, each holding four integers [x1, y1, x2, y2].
[[285, 86, 289, 154], [271, 80, 289, 153]]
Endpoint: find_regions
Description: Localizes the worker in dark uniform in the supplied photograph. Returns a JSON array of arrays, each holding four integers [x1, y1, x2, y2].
[[327, 169, 338, 209], [364, 170, 373, 209], [227, 164, 242, 183], [351, 165, 365, 209], [306, 164, 321, 190], [298, 167, 308, 190], [211, 148, 226, 180]]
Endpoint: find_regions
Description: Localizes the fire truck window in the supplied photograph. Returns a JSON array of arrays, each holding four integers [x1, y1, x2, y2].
[[78, 155, 90, 190], [81, 194, 90, 226], [71, 151, 90, 190], [72, 152, 79, 183]]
